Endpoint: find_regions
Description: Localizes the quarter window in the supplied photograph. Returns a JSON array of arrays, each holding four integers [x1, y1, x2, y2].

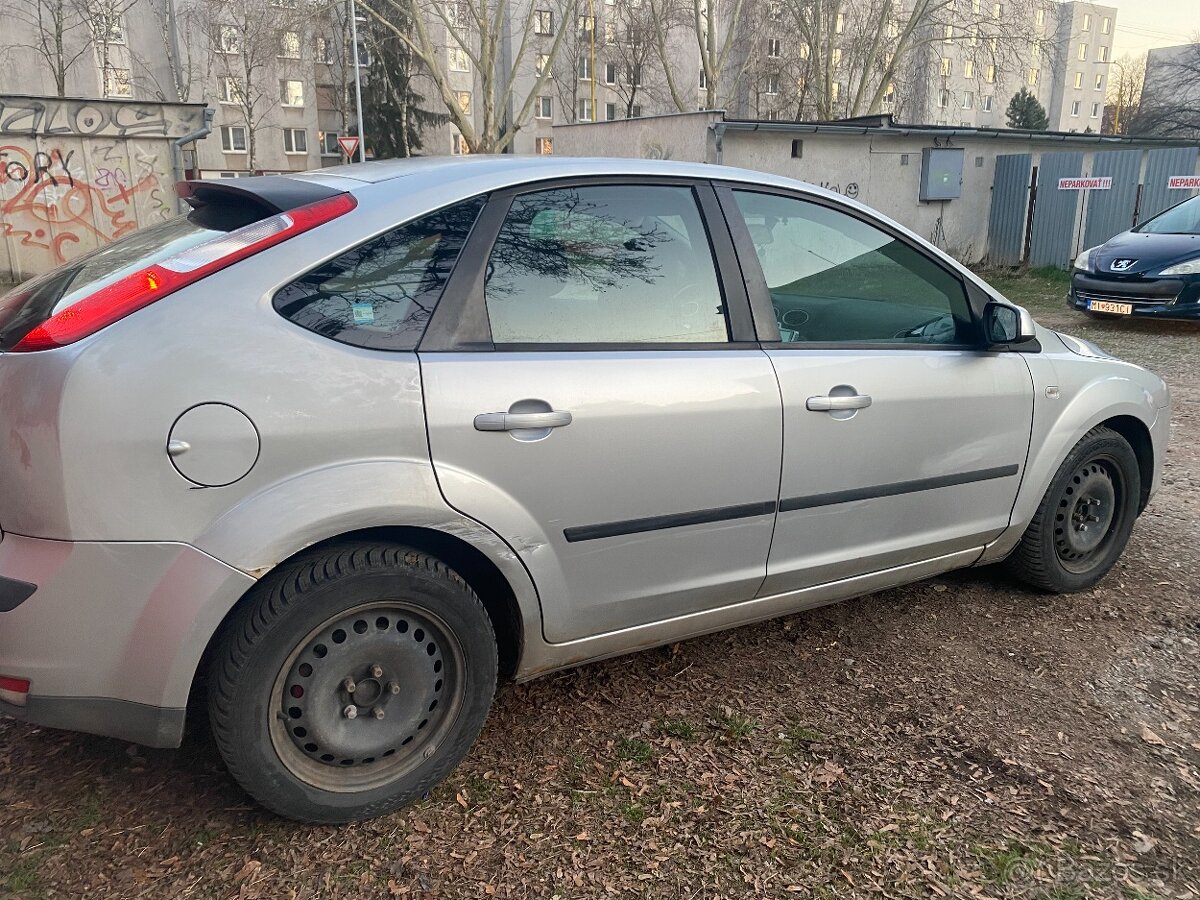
[[731, 191, 972, 345], [273, 197, 484, 350], [484, 185, 729, 344]]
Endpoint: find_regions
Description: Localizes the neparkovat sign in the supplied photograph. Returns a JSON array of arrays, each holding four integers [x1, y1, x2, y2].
[[1168, 176, 1200, 189], [1058, 177, 1113, 190]]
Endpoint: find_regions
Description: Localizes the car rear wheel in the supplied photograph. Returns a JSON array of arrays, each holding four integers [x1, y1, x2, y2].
[[1006, 426, 1141, 593], [208, 542, 497, 823]]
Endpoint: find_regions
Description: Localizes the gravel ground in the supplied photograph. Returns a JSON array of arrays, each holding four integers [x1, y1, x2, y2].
[[1, 271, 1197, 899]]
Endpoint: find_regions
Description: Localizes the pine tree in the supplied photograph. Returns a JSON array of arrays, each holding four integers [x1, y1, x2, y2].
[[1006, 87, 1050, 130], [355, 0, 446, 158]]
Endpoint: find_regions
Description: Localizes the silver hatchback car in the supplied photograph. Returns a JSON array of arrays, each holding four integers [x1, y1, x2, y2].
[[0, 157, 1169, 822]]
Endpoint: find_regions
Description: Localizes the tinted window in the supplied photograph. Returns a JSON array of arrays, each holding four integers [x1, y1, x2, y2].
[[484, 185, 728, 343], [1136, 194, 1200, 235], [274, 197, 483, 350], [733, 191, 973, 345]]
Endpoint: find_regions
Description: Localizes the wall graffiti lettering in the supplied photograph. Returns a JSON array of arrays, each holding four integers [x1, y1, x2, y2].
[[817, 181, 860, 199], [0, 95, 206, 140]]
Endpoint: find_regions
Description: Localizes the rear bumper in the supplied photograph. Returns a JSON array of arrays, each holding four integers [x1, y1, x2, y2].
[[0, 533, 255, 747]]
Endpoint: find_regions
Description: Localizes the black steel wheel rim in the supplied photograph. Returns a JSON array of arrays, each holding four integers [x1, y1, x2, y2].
[[1053, 455, 1122, 574], [269, 601, 464, 792]]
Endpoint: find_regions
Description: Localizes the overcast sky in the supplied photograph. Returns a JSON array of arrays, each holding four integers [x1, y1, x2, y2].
[[1106, 0, 1200, 59]]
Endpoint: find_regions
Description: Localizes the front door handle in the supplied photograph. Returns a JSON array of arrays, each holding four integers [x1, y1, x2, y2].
[[474, 410, 574, 432], [806, 394, 872, 412]]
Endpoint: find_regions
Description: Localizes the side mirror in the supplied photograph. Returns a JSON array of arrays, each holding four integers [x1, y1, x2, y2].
[[984, 301, 1036, 345]]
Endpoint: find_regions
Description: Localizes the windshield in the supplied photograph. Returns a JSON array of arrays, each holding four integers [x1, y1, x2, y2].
[[1136, 194, 1200, 235]]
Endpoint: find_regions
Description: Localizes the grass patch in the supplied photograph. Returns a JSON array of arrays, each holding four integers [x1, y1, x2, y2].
[[656, 717, 696, 740], [616, 737, 653, 763], [712, 709, 756, 742]]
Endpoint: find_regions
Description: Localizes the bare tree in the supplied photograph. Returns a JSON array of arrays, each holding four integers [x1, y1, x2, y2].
[[7, 0, 92, 96], [72, 0, 140, 96], [1130, 43, 1200, 138], [1104, 52, 1146, 135], [606, 0, 667, 117], [362, 0, 576, 153], [142, 0, 206, 101]]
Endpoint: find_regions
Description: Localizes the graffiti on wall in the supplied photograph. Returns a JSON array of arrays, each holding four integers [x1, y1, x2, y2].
[[0, 95, 206, 140], [0, 94, 206, 281]]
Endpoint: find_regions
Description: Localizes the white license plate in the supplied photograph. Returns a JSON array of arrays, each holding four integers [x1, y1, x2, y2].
[[1088, 300, 1133, 315]]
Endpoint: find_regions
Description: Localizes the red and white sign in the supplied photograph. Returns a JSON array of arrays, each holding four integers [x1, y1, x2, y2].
[[337, 136, 361, 160], [1057, 177, 1112, 191], [1167, 175, 1200, 189]]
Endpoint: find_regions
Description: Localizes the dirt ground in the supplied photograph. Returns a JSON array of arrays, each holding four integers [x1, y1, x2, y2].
[[1, 271, 1197, 899]]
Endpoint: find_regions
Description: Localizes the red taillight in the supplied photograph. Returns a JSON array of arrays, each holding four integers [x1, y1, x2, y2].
[[0, 675, 31, 706], [11, 192, 357, 352]]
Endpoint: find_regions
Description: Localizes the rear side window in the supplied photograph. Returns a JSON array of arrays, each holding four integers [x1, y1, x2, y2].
[[0, 204, 265, 351], [273, 197, 484, 350], [483, 185, 729, 344]]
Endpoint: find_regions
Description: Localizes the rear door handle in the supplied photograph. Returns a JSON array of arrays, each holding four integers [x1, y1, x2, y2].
[[474, 410, 573, 432], [806, 394, 872, 411]]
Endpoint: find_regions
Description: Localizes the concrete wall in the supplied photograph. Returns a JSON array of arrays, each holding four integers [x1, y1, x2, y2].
[[0, 94, 208, 281], [553, 111, 1198, 264]]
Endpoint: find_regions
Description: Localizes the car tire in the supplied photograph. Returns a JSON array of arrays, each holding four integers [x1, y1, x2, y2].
[[1006, 426, 1141, 593], [208, 542, 497, 823]]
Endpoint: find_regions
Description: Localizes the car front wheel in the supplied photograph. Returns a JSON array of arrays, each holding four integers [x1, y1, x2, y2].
[[208, 542, 497, 823], [1006, 426, 1141, 593]]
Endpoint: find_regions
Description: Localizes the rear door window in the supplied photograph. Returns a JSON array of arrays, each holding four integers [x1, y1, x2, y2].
[[274, 197, 483, 350], [483, 185, 729, 344]]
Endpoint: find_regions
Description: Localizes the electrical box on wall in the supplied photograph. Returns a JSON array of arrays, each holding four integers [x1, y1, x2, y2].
[[919, 147, 965, 201]]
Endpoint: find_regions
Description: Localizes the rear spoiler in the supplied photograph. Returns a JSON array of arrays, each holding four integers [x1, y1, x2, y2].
[[176, 176, 348, 216]]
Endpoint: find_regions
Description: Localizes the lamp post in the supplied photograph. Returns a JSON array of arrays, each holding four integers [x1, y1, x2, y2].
[[348, 0, 367, 162]]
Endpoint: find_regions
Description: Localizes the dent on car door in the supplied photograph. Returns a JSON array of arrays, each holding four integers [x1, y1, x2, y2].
[[718, 185, 1035, 595], [418, 180, 783, 643]]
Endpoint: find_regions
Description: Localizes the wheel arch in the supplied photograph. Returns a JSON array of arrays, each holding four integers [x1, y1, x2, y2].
[[1100, 414, 1154, 513]]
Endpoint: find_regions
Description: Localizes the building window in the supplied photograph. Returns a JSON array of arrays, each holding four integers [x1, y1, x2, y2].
[[280, 79, 304, 106], [1077, 43, 1087, 60], [319, 131, 340, 155], [605, 101, 617, 120], [1095, 73, 1103, 90], [982, 94, 993, 111], [938, 88, 951, 108], [962, 91, 974, 109], [1070, 100, 1080, 117], [283, 128, 307, 153], [831, 48, 841, 66], [536, 137, 553, 155], [96, 13, 125, 43], [883, 83, 895, 103], [627, 63, 642, 86], [536, 96, 552, 119], [1090, 102, 1100, 118], [835, 11, 844, 33], [791, 138, 803, 158], [218, 24, 240, 53], [450, 47, 470, 72], [536, 54, 550, 76], [630, 104, 642, 117], [450, 133, 469, 155], [968, 27, 979, 47], [220, 125, 247, 152], [963, 59, 974, 78], [1074, 72, 1083, 89], [578, 56, 592, 80], [830, 82, 839, 102], [1035, 8, 1044, 26], [280, 31, 301, 58], [764, 74, 780, 95], [1097, 45, 1109, 62], [534, 9, 553, 34], [1028, 67, 1039, 85], [577, 98, 593, 121], [992, 2, 1002, 15], [1082, 13, 1091, 30], [577, 14, 594, 36], [941, 57, 952, 76], [103, 66, 131, 98], [316, 37, 332, 63], [218, 75, 242, 104], [604, 61, 616, 84], [456, 90, 472, 114], [1101, 17, 1110, 34], [699, 67, 707, 89], [887, 19, 898, 37], [985, 64, 995, 83], [767, 37, 781, 58], [604, 22, 615, 43]]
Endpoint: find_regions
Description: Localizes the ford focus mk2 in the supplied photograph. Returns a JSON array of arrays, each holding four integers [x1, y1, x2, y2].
[[0, 157, 1170, 822]]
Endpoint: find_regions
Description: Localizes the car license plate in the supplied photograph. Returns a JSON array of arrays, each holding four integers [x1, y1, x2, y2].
[[1088, 300, 1133, 315]]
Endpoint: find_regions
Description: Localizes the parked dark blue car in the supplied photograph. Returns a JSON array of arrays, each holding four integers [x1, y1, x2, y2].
[[1069, 194, 1200, 321]]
